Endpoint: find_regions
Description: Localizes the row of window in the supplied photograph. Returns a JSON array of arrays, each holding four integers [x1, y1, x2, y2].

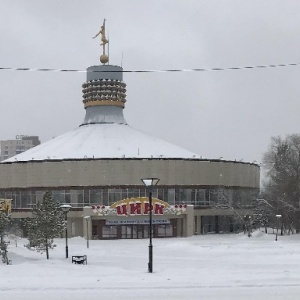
[[100, 224, 173, 239], [0, 187, 257, 209]]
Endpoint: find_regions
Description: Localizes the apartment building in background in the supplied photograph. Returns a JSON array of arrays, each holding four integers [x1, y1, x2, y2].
[[0, 135, 40, 161]]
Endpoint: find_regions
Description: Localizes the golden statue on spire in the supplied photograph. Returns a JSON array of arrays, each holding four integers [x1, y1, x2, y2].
[[93, 19, 109, 64]]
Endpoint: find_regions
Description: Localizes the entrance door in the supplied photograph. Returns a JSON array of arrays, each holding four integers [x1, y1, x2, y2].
[[121, 226, 132, 239], [121, 225, 147, 239], [132, 225, 137, 239], [137, 225, 143, 238], [132, 225, 143, 238]]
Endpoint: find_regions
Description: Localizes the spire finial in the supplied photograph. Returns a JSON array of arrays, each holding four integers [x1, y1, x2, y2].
[[92, 19, 109, 64]]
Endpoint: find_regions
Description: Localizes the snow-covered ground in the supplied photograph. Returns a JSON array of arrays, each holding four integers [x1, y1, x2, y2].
[[1, 231, 300, 300]]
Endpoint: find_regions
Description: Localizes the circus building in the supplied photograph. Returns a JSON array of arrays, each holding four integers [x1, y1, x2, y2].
[[0, 23, 259, 239]]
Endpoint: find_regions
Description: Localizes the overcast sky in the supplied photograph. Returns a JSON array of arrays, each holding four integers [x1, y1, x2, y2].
[[1, 0, 300, 165]]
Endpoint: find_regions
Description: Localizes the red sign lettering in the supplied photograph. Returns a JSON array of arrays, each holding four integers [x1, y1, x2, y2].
[[144, 203, 151, 215], [154, 204, 164, 215], [114, 199, 166, 216], [116, 204, 127, 215], [130, 202, 142, 215]]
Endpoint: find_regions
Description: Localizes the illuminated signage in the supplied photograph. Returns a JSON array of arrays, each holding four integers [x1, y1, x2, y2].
[[111, 197, 169, 216], [92, 197, 187, 216]]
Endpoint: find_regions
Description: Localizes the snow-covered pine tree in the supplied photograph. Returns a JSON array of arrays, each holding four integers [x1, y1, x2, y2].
[[25, 192, 66, 259], [0, 211, 11, 264], [252, 198, 274, 233]]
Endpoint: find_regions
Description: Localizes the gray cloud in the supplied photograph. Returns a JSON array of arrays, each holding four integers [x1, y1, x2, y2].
[[1, 0, 300, 164]]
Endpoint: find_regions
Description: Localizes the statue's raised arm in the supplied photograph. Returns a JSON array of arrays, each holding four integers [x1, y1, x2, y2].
[[93, 19, 109, 54], [100, 19, 109, 46]]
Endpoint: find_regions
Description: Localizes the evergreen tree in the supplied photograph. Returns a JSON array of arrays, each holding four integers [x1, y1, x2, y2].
[[25, 192, 66, 259], [252, 198, 274, 233], [0, 211, 11, 264]]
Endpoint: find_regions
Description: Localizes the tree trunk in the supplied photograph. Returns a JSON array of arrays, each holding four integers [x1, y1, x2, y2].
[[46, 238, 49, 259]]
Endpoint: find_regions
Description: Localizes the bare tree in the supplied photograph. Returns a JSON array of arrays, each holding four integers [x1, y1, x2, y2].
[[212, 188, 258, 235], [263, 134, 300, 232]]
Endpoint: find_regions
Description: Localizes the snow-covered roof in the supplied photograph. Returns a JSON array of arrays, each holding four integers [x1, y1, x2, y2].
[[4, 123, 199, 162], [3, 64, 200, 162]]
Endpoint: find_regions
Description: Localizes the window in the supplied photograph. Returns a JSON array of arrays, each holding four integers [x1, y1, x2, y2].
[[108, 189, 122, 204], [175, 189, 191, 204], [167, 189, 175, 205], [157, 224, 173, 237], [52, 190, 65, 204], [127, 189, 140, 199], [157, 188, 165, 202], [21, 191, 32, 208], [102, 226, 117, 238], [90, 189, 102, 205], [151, 188, 158, 199], [63, 190, 71, 204], [194, 189, 207, 206], [83, 190, 90, 204], [121, 226, 132, 239]]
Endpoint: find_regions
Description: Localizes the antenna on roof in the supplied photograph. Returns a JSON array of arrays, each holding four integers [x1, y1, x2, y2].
[[121, 52, 124, 67]]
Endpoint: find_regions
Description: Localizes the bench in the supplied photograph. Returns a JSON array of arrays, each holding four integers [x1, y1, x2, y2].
[[72, 255, 87, 265]]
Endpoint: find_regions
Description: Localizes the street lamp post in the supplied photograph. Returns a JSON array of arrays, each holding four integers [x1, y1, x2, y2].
[[60, 204, 72, 258], [141, 177, 160, 273], [275, 214, 282, 241], [84, 216, 91, 249], [243, 214, 252, 237]]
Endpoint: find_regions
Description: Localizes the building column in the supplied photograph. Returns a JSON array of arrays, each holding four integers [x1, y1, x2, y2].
[[176, 218, 183, 237], [83, 217, 92, 240], [182, 205, 194, 237], [215, 215, 219, 233], [195, 215, 202, 235]]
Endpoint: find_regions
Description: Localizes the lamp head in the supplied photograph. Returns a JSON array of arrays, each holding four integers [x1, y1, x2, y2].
[[141, 178, 160, 187], [60, 204, 72, 213]]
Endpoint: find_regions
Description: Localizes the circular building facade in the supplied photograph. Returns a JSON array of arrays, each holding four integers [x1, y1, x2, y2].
[[0, 64, 260, 239]]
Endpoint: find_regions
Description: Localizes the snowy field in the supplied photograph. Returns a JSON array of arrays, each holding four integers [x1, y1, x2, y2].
[[1, 231, 300, 300]]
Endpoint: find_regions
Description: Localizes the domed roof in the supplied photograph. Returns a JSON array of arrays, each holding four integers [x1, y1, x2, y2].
[[3, 65, 200, 162], [4, 123, 199, 161]]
